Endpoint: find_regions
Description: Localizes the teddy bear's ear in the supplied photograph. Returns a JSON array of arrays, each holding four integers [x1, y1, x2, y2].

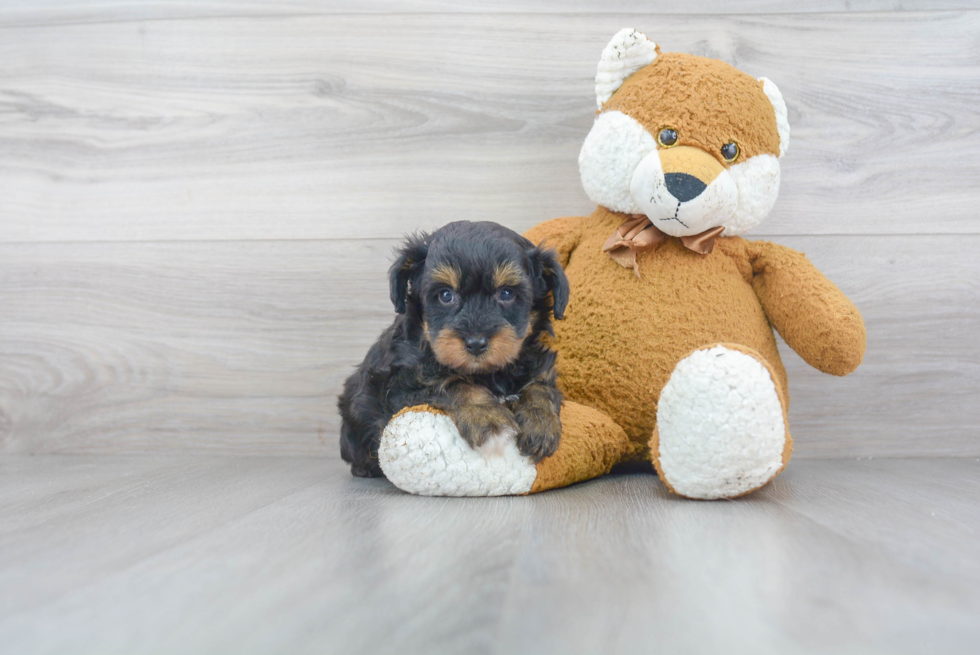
[[595, 28, 659, 110], [759, 77, 790, 157]]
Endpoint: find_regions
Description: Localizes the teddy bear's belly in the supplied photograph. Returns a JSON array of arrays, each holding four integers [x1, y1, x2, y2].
[[552, 238, 786, 447]]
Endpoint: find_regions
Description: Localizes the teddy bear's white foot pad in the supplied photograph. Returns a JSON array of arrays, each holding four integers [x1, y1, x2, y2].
[[378, 409, 537, 497], [657, 345, 786, 499]]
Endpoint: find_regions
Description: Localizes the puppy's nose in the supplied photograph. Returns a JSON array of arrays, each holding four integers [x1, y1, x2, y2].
[[463, 335, 489, 356]]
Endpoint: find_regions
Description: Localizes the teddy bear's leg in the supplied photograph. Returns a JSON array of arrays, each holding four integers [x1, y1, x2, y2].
[[377, 402, 630, 496], [650, 343, 793, 500], [528, 400, 633, 493]]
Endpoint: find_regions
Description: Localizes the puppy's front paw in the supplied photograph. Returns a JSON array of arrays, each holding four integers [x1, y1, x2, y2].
[[514, 405, 561, 462], [452, 404, 519, 452], [350, 462, 384, 478]]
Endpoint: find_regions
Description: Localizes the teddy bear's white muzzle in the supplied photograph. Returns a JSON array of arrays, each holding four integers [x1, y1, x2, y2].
[[629, 150, 738, 237]]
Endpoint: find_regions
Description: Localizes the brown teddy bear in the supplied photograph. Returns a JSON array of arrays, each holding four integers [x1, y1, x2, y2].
[[377, 29, 866, 499]]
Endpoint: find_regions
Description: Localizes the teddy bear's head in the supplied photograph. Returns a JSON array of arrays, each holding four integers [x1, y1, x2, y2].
[[579, 29, 790, 237]]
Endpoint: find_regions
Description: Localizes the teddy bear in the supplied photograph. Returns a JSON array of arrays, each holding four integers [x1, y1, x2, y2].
[[376, 28, 866, 499]]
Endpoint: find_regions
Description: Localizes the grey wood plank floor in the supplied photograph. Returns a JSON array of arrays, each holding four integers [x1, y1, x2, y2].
[[1, 456, 978, 654]]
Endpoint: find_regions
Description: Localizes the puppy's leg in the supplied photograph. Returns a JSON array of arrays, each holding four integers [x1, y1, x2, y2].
[[448, 384, 519, 453], [337, 368, 387, 478], [511, 382, 562, 462], [340, 418, 384, 478]]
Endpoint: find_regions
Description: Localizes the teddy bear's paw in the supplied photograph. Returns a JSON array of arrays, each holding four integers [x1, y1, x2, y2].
[[655, 346, 787, 499], [378, 406, 537, 497]]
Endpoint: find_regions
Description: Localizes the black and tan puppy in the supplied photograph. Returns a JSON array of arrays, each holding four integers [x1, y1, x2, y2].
[[338, 221, 570, 478]]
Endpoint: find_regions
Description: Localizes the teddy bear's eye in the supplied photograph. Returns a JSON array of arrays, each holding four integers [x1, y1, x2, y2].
[[721, 142, 740, 162], [657, 128, 678, 148]]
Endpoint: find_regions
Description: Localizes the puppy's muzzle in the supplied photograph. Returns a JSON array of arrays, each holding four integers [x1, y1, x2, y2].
[[463, 335, 489, 356]]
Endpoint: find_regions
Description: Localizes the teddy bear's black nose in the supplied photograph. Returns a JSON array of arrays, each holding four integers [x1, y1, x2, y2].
[[464, 335, 489, 355], [664, 172, 707, 202]]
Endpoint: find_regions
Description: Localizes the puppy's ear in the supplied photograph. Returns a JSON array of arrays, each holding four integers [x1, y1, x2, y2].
[[528, 246, 570, 320], [389, 232, 429, 314]]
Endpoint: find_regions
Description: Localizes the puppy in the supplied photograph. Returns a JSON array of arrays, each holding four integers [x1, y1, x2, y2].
[[338, 220, 570, 478]]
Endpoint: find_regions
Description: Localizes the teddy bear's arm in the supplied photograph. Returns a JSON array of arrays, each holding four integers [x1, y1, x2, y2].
[[748, 240, 866, 376], [523, 216, 585, 268]]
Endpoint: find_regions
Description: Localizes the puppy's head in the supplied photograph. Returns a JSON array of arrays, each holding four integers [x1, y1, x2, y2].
[[389, 221, 568, 374]]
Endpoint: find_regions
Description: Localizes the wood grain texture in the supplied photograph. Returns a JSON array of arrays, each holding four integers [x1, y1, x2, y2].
[[3, 1, 978, 28], [0, 456, 978, 654], [1, 11, 979, 241], [0, 455, 328, 616], [1, 5, 976, 460], [1, 234, 976, 457]]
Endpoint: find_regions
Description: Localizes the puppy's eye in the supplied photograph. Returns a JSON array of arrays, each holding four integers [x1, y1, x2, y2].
[[497, 288, 515, 302], [657, 128, 678, 148], [438, 289, 455, 305], [721, 142, 739, 162]]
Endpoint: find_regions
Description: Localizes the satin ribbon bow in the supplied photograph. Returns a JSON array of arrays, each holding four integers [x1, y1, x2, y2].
[[602, 216, 725, 278]]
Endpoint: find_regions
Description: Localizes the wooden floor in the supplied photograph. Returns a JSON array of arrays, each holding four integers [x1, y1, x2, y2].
[[1, 456, 978, 654]]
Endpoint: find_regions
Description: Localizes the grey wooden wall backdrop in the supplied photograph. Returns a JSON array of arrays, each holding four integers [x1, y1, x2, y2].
[[1, 1, 978, 458]]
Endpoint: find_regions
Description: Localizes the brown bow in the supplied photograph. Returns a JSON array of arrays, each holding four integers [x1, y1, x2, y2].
[[602, 216, 725, 278]]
